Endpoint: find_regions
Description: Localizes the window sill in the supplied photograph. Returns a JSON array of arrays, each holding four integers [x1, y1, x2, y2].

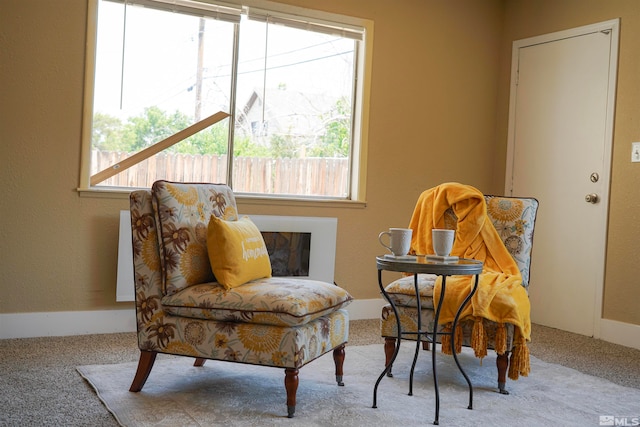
[[76, 187, 366, 209]]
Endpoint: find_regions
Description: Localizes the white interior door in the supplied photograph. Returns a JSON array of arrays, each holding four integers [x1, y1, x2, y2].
[[506, 20, 619, 337]]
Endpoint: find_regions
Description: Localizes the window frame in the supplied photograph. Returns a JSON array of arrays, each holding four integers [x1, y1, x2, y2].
[[78, 0, 372, 206]]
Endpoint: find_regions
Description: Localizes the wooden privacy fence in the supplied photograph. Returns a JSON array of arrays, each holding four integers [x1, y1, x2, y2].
[[91, 150, 349, 197]]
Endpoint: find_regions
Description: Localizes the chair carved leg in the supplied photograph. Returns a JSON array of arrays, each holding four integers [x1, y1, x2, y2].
[[333, 344, 346, 386], [193, 357, 206, 367], [384, 337, 396, 377], [496, 352, 510, 395], [284, 368, 299, 418], [129, 350, 157, 392]]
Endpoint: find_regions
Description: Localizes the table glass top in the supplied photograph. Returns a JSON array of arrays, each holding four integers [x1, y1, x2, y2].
[[376, 254, 483, 274], [377, 255, 479, 265]]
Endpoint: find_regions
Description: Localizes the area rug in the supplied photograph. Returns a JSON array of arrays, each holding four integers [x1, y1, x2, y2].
[[77, 344, 640, 426]]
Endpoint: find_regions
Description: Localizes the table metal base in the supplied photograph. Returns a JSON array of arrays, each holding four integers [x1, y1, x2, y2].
[[373, 265, 480, 424]]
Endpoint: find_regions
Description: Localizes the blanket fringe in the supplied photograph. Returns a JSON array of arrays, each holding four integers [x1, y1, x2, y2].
[[471, 317, 487, 359], [495, 323, 507, 355], [508, 334, 530, 380], [441, 323, 463, 354], [440, 320, 530, 381], [441, 323, 452, 355], [454, 322, 463, 354]]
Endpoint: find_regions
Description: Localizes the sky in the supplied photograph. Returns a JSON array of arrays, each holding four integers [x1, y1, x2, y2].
[[94, 1, 355, 123]]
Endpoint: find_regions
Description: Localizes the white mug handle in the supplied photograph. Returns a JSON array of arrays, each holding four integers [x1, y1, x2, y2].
[[378, 231, 392, 252]]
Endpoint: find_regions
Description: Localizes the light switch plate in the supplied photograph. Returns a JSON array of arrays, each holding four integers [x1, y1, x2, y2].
[[633, 142, 640, 163]]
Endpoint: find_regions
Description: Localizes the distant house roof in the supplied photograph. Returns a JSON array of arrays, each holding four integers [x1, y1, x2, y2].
[[236, 87, 339, 144]]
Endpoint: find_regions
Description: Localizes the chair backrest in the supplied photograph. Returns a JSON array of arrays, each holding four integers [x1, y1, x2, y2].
[[484, 196, 538, 289], [129, 188, 163, 314], [444, 195, 538, 289], [150, 180, 239, 296], [130, 180, 240, 299]]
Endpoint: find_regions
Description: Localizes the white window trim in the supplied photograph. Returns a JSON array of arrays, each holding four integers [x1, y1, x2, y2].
[[105, 0, 242, 22], [78, 0, 372, 206]]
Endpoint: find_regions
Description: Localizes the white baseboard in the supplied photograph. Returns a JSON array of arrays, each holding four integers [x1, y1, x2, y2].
[[0, 309, 138, 339], [345, 298, 387, 321], [599, 318, 640, 351], [0, 299, 387, 339]]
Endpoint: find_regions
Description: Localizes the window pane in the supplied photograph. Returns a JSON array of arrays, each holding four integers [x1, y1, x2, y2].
[[87, 1, 364, 199], [92, 1, 234, 187], [233, 17, 355, 197]]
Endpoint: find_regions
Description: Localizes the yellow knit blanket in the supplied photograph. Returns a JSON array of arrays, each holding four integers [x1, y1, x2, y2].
[[408, 183, 530, 379]]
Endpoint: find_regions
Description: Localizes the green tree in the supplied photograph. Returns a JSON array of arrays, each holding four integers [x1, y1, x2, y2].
[[92, 107, 273, 158], [175, 123, 229, 155], [269, 133, 299, 158], [309, 97, 351, 158], [92, 112, 126, 151], [234, 135, 270, 157], [124, 106, 192, 152]]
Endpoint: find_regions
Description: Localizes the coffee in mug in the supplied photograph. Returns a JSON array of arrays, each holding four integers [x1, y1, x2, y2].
[[378, 228, 413, 256]]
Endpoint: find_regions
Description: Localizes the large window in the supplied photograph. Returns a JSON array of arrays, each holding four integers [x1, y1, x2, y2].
[[80, 0, 371, 201]]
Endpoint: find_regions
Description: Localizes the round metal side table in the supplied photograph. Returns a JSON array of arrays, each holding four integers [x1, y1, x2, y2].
[[372, 255, 483, 425]]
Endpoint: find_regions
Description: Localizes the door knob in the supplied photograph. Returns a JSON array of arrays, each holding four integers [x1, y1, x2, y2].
[[585, 193, 599, 204]]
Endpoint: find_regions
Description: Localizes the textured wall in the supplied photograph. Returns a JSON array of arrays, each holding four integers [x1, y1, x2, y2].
[[0, 0, 504, 315], [2, 0, 638, 327]]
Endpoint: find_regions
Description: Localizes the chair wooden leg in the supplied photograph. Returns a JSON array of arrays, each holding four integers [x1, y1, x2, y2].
[[193, 358, 206, 367], [333, 344, 346, 386], [496, 352, 510, 395], [384, 337, 396, 377], [284, 368, 299, 418], [129, 350, 157, 392]]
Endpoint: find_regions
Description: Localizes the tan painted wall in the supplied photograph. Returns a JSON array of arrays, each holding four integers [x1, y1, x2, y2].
[[495, 0, 640, 325], [0, 0, 503, 313], [1, 0, 637, 327]]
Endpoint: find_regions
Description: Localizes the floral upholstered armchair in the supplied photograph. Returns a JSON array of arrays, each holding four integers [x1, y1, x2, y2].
[[380, 192, 538, 395], [129, 180, 352, 418]]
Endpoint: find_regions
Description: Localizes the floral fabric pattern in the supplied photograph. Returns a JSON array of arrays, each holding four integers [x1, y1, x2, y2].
[[139, 310, 348, 369], [380, 305, 514, 349], [384, 274, 436, 309], [129, 182, 350, 373], [152, 180, 238, 296], [485, 196, 538, 289], [163, 278, 353, 327]]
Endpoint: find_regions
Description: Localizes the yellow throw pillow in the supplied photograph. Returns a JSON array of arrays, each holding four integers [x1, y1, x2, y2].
[[207, 216, 272, 289]]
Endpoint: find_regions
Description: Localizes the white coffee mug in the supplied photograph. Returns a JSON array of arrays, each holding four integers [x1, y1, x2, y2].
[[379, 228, 413, 256], [432, 229, 455, 257]]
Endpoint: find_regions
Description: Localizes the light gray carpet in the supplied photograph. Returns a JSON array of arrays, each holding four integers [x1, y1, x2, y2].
[[2, 320, 640, 426], [77, 344, 640, 427]]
